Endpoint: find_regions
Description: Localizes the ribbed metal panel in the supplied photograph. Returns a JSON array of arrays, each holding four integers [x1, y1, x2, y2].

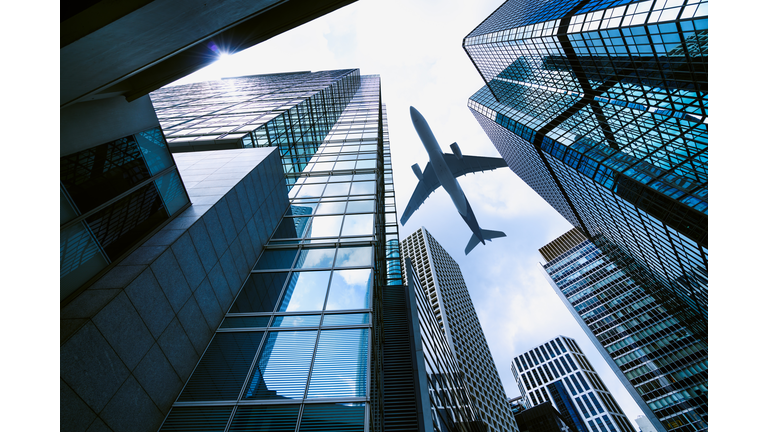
[[381, 286, 420, 431]]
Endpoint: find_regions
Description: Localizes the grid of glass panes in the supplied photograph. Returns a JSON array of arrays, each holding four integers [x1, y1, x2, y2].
[[150, 70, 361, 183], [160, 76, 387, 432], [544, 240, 708, 432]]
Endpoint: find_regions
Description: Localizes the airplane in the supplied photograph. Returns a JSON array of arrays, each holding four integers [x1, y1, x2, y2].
[[401, 106, 509, 255]]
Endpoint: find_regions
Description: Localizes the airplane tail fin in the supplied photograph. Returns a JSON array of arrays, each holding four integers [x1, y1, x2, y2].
[[481, 229, 506, 241], [464, 229, 507, 255]]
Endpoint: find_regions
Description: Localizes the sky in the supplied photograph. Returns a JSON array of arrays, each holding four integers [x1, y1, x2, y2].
[[167, 0, 651, 426]]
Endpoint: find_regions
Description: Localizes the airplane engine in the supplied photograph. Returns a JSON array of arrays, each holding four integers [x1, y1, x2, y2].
[[411, 163, 423, 180], [450, 142, 463, 160]]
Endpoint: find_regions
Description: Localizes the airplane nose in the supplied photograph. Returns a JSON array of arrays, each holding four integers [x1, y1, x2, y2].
[[410, 106, 422, 122]]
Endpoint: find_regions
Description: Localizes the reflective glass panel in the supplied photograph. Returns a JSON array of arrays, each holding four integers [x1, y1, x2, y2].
[[254, 249, 297, 270], [179, 332, 265, 401], [296, 248, 336, 269], [287, 204, 316, 216], [350, 181, 375, 195], [325, 269, 372, 310], [298, 403, 365, 432], [229, 405, 299, 432], [307, 216, 343, 237], [323, 182, 351, 196], [306, 329, 369, 398], [315, 201, 346, 215], [345, 200, 374, 213], [229, 272, 288, 313], [341, 214, 374, 236], [296, 184, 325, 198], [322, 313, 370, 326], [273, 217, 311, 239], [334, 246, 372, 268], [136, 127, 174, 175], [245, 330, 317, 400], [278, 271, 331, 312], [271, 315, 321, 328]]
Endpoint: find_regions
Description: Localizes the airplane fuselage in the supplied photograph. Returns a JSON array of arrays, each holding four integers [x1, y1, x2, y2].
[[410, 107, 485, 244]]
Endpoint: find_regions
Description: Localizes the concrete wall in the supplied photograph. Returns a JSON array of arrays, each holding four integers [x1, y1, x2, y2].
[[61, 148, 288, 432]]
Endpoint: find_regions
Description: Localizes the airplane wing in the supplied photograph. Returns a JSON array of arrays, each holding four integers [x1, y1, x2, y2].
[[442, 154, 508, 178], [400, 162, 441, 225]]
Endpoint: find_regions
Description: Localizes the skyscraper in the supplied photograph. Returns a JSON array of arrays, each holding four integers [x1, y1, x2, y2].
[[62, 70, 418, 432], [150, 73, 407, 431], [401, 227, 519, 432], [511, 336, 635, 432], [539, 228, 707, 432], [463, 0, 708, 322]]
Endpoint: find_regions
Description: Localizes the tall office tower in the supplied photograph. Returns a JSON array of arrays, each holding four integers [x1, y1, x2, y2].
[[153, 74, 408, 432], [401, 227, 519, 432], [512, 336, 635, 432], [539, 228, 707, 432], [463, 0, 709, 323]]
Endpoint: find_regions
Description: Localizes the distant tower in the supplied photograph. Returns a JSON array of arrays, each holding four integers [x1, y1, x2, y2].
[[511, 336, 635, 432], [538, 228, 707, 432], [401, 227, 519, 432]]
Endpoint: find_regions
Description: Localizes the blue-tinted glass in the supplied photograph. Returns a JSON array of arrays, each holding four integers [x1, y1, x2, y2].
[[229, 405, 300, 432], [230, 272, 289, 313], [296, 248, 335, 269], [307, 329, 368, 398], [254, 249, 298, 270], [349, 181, 375, 195], [271, 315, 321, 327], [589, 392, 605, 413], [307, 216, 342, 237], [577, 372, 590, 390], [287, 204, 316, 216], [279, 271, 331, 312], [335, 246, 372, 268], [341, 214, 374, 236], [325, 269, 372, 311], [179, 332, 265, 401], [322, 313, 369, 326], [154, 169, 188, 216], [159, 406, 233, 432], [136, 127, 174, 176], [221, 316, 271, 328], [315, 201, 346, 215], [296, 184, 325, 198], [323, 182, 351, 196], [298, 403, 365, 432], [273, 217, 311, 239], [245, 330, 317, 400]]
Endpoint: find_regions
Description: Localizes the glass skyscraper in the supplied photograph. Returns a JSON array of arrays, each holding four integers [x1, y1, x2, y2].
[[539, 228, 707, 432], [511, 336, 635, 432], [463, 0, 708, 323], [402, 227, 520, 432], [154, 73, 406, 432], [150, 69, 362, 186]]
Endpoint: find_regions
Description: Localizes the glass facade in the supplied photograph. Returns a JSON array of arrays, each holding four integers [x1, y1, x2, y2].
[[150, 69, 361, 187], [512, 337, 635, 432], [463, 0, 708, 321], [402, 228, 519, 432], [540, 229, 707, 432], [60, 126, 190, 301], [158, 74, 403, 432]]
